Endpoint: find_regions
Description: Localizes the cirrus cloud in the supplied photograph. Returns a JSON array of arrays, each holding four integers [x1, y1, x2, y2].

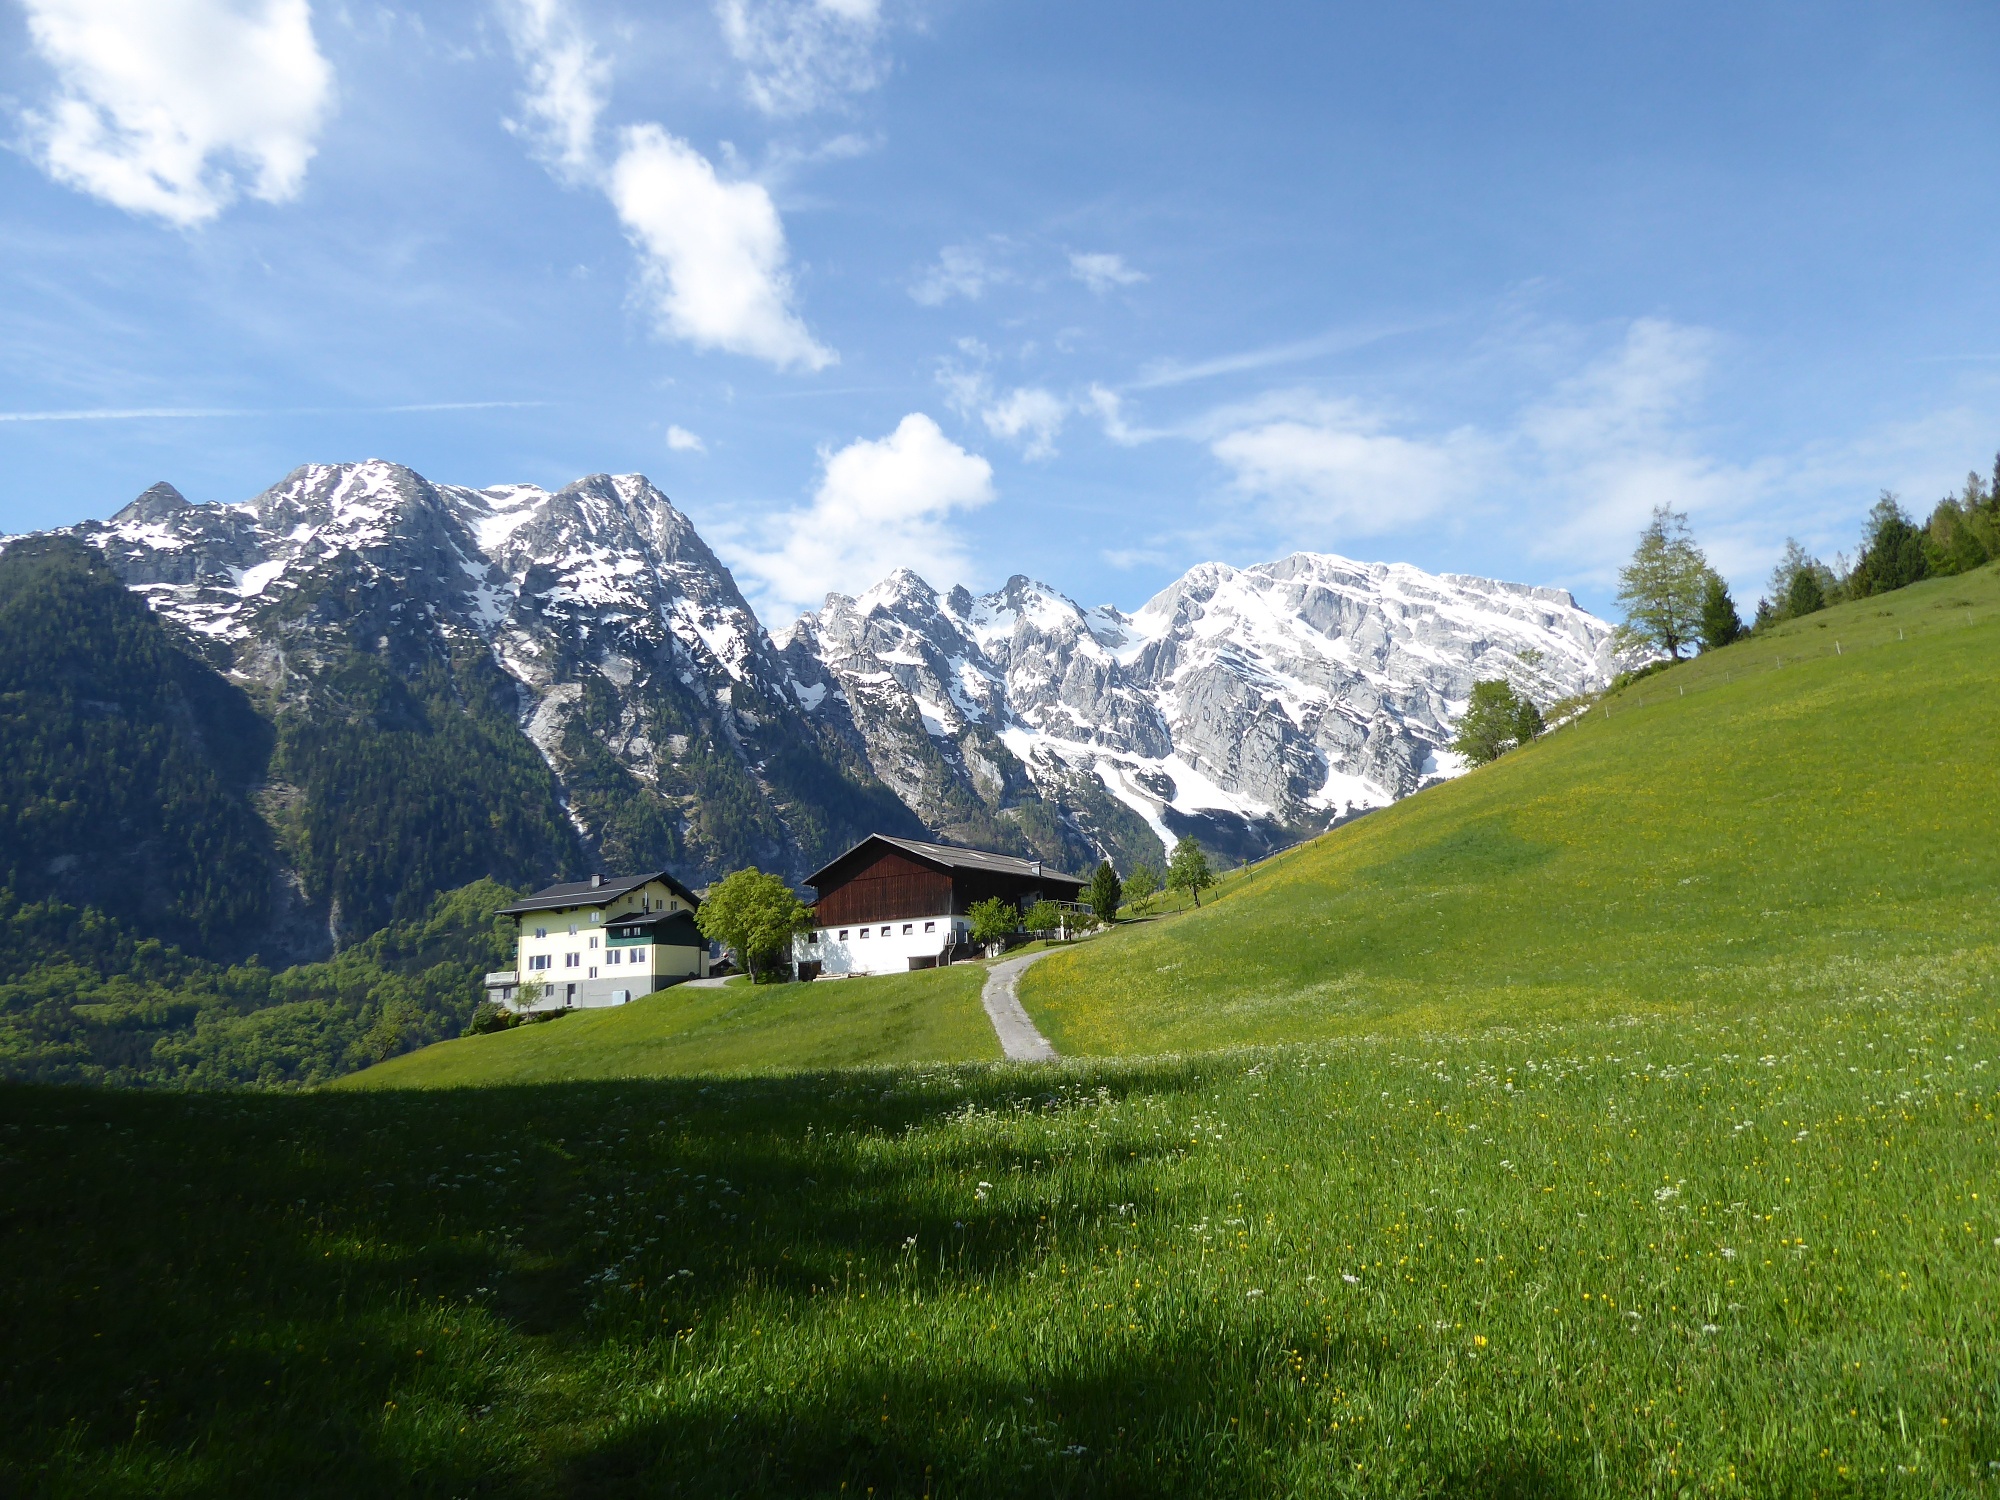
[[18, 0, 334, 227], [1209, 394, 1484, 536]]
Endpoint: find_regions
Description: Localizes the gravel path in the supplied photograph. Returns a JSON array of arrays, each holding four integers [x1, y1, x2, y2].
[[980, 951, 1060, 1061]]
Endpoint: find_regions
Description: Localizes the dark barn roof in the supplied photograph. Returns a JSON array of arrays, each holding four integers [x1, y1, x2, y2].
[[495, 870, 701, 918], [805, 835, 1085, 894]]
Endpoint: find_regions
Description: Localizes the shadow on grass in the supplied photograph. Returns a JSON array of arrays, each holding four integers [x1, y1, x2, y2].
[[1, 1065, 1566, 1497]]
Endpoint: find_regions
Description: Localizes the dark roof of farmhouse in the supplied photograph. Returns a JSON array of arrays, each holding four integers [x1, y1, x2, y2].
[[805, 834, 1086, 892], [495, 870, 700, 917]]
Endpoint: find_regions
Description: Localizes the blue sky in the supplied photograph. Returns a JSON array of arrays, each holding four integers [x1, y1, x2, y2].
[[3, 0, 1998, 623]]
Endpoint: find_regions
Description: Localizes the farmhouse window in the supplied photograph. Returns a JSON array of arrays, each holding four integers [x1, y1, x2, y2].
[[880, 926, 891, 938], [902, 923, 912, 935], [924, 921, 935, 932], [589, 936, 598, 949], [633, 948, 647, 963], [528, 955, 551, 971], [859, 928, 869, 939], [588, 966, 597, 978], [565, 953, 580, 968], [838, 929, 849, 940]]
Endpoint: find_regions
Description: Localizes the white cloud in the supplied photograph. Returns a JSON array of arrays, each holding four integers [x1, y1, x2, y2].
[[937, 358, 1067, 459], [910, 244, 1002, 307], [730, 413, 995, 616], [981, 386, 1066, 460], [498, 1, 835, 373], [608, 125, 835, 371], [1069, 251, 1145, 295], [18, 0, 334, 227], [1210, 394, 1481, 536], [666, 424, 707, 452], [715, 0, 887, 117], [500, 0, 610, 184]]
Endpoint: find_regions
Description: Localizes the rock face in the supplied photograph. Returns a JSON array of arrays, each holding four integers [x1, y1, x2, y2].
[[24, 458, 1622, 953], [54, 460, 919, 947], [784, 553, 1624, 866]]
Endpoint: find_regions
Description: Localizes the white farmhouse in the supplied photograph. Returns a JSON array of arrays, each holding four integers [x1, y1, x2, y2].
[[485, 871, 707, 1012]]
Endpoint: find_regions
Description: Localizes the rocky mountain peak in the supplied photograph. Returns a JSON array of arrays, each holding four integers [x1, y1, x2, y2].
[[113, 481, 191, 524]]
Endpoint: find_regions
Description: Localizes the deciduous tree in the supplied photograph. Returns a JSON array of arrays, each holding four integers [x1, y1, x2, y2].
[[968, 896, 1017, 947], [694, 868, 812, 983], [1452, 680, 1540, 767], [1615, 507, 1709, 660], [1124, 861, 1162, 914], [1166, 836, 1215, 909]]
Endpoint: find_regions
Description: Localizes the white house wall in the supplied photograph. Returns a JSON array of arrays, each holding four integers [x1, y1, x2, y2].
[[799, 913, 970, 977]]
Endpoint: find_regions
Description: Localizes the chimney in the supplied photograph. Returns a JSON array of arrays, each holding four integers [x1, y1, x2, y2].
[[590, 873, 603, 889]]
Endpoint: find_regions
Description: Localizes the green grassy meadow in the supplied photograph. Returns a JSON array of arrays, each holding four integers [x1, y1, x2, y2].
[[5, 980, 1997, 1495], [344, 964, 1000, 1088], [1024, 566, 2000, 1055], [5, 569, 1999, 1495]]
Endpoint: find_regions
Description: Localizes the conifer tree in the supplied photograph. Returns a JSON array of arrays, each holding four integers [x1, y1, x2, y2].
[[1697, 571, 1744, 651], [1086, 861, 1124, 924], [1850, 493, 1929, 597]]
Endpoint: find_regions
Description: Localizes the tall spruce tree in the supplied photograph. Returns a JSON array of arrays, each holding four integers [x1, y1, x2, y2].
[[1697, 571, 1744, 651], [1850, 493, 1929, 597], [1614, 507, 1708, 659], [1086, 861, 1124, 924]]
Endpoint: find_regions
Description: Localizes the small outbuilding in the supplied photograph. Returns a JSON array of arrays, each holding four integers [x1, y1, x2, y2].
[[796, 835, 1085, 977]]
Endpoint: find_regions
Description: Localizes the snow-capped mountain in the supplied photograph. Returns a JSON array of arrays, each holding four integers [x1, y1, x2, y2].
[[36, 459, 1622, 939], [56, 461, 923, 942], [781, 554, 1621, 865]]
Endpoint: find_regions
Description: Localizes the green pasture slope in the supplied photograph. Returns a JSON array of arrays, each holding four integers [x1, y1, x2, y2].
[[343, 965, 999, 1087], [3, 570, 1998, 1496], [1024, 564, 2000, 1054]]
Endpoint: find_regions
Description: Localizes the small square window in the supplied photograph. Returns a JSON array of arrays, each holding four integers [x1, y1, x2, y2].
[[588, 966, 597, 978], [607, 949, 621, 965], [568, 923, 578, 936], [924, 921, 935, 933], [880, 925, 891, 938], [902, 923, 913, 935], [589, 935, 599, 949], [634, 948, 647, 962], [859, 928, 869, 939], [534, 927, 547, 940], [838, 929, 850, 940]]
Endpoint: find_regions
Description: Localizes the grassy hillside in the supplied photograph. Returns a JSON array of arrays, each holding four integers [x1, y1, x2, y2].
[[343, 964, 1000, 1086], [1022, 565, 2000, 1054], [6, 570, 1997, 1495]]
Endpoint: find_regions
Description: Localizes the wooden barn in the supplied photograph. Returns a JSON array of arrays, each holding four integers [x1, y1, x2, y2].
[[797, 835, 1085, 977]]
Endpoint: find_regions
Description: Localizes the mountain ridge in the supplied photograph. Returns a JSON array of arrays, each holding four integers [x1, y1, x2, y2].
[[9, 457, 1623, 958]]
